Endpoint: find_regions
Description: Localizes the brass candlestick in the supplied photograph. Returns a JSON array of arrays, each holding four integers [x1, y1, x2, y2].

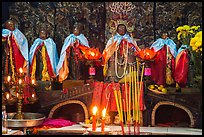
[[13, 82, 24, 119], [2, 68, 38, 120]]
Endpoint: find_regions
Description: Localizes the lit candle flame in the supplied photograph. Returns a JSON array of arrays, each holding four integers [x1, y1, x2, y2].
[[102, 108, 106, 118], [32, 94, 35, 98], [19, 79, 22, 85], [19, 68, 23, 74], [6, 93, 10, 99], [7, 76, 11, 82], [31, 79, 35, 85], [16, 93, 19, 98], [93, 106, 97, 115]]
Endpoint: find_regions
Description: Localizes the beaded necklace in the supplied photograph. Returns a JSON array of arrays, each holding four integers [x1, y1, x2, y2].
[[114, 40, 129, 78]]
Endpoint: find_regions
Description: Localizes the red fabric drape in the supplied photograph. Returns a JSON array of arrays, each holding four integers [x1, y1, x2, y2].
[[150, 46, 175, 86], [45, 51, 56, 78], [174, 50, 189, 87], [10, 34, 25, 72], [30, 43, 55, 78]]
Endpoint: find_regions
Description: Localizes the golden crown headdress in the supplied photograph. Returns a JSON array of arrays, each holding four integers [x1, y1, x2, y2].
[[108, 2, 136, 34]]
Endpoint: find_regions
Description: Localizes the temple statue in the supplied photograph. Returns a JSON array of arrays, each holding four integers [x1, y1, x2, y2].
[[102, 23, 140, 124], [2, 19, 29, 82], [101, 3, 141, 124], [29, 28, 59, 81], [56, 22, 90, 82], [103, 23, 140, 82], [150, 33, 177, 86]]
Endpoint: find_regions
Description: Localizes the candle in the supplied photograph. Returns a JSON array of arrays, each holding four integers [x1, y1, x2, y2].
[[16, 92, 19, 98], [19, 79, 22, 85], [7, 76, 11, 83], [19, 68, 23, 73], [19, 68, 23, 74], [101, 108, 106, 132], [32, 93, 35, 98], [6, 93, 10, 99], [31, 79, 35, 85], [92, 106, 97, 131]]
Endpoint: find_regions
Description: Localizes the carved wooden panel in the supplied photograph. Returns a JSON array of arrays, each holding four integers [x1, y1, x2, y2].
[[155, 2, 202, 42], [8, 2, 106, 54]]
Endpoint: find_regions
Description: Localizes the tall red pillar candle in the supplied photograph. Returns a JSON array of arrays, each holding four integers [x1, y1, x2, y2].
[[101, 108, 106, 132], [92, 106, 97, 131]]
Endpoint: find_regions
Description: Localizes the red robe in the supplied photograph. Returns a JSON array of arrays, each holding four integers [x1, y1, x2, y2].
[[2, 34, 27, 79], [174, 50, 189, 87], [150, 45, 175, 86], [30, 42, 55, 80]]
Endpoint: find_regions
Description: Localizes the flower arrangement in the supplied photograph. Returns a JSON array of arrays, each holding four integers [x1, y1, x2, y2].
[[190, 31, 202, 54], [176, 25, 200, 45], [176, 25, 202, 53], [176, 25, 202, 89]]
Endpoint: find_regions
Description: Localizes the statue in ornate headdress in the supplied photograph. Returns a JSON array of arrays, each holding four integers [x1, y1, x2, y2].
[[2, 19, 29, 82], [56, 22, 90, 82], [29, 28, 59, 81], [150, 32, 177, 86], [101, 2, 141, 124], [102, 2, 140, 82]]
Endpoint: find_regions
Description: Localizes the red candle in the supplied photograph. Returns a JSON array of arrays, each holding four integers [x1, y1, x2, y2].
[[92, 106, 97, 131], [101, 108, 106, 132]]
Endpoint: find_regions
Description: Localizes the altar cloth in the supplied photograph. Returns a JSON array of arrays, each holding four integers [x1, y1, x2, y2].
[[36, 124, 202, 135]]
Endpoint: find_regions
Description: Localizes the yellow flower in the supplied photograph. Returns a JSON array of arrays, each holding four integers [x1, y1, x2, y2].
[[183, 25, 190, 31], [176, 25, 202, 54], [189, 30, 194, 34], [177, 32, 182, 40], [190, 25, 200, 30], [190, 37, 199, 45], [194, 26, 200, 31], [190, 26, 197, 30], [192, 46, 197, 51], [195, 31, 202, 37], [176, 26, 183, 32], [195, 41, 202, 47]]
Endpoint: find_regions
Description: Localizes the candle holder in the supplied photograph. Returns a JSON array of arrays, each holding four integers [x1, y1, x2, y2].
[[27, 94, 38, 104], [2, 68, 38, 120]]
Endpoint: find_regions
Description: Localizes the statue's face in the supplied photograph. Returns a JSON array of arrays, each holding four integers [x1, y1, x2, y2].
[[39, 30, 48, 40], [73, 26, 81, 36], [117, 24, 126, 36], [162, 33, 168, 39], [5, 20, 15, 31]]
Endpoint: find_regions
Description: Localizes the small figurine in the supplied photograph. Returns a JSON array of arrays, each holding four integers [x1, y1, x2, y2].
[[150, 32, 177, 86], [56, 22, 90, 82], [2, 19, 29, 82], [29, 28, 59, 81]]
